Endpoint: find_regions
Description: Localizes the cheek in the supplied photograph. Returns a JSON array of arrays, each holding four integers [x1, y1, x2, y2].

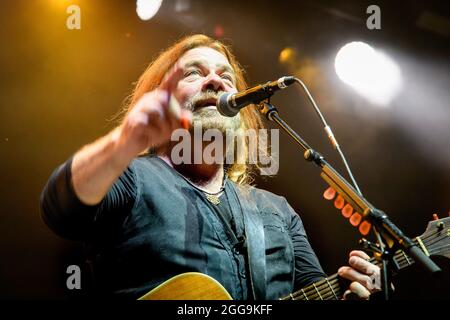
[[229, 87, 238, 94], [225, 84, 238, 94]]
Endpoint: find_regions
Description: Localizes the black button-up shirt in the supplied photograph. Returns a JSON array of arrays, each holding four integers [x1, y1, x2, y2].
[[40, 156, 326, 299]]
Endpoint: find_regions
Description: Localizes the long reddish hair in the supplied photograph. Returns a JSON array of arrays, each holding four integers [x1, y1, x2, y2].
[[123, 34, 266, 185]]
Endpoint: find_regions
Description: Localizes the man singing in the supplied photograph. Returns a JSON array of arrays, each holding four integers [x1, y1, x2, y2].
[[40, 34, 380, 300]]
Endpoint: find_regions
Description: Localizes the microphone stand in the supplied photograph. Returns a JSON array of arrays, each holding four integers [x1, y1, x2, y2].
[[256, 101, 442, 300]]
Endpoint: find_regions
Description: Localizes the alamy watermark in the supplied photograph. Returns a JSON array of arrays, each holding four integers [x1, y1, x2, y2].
[[66, 5, 81, 30], [66, 265, 81, 290], [366, 5, 381, 30], [170, 126, 280, 176]]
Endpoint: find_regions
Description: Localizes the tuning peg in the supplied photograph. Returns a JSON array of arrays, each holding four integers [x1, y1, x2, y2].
[[433, 213, 439, 221], [323, 187, 336, 200]]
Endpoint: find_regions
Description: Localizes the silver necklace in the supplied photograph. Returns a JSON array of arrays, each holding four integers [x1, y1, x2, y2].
[[181, 174, 226, 205], [156, 157, 226, 205]]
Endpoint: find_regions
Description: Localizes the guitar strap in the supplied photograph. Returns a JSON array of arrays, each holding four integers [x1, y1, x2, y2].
[[229, 184, 267, 300]]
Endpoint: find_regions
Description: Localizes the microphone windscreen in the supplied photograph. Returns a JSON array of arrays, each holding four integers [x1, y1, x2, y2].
[[216, 92, 238, 117]]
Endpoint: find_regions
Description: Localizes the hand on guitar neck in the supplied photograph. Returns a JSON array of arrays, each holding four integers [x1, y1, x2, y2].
[[337, 250, 381, 299]]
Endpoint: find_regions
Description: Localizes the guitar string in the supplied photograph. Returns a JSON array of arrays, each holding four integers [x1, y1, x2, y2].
[[285, 227, 448, 300], [286, 224, 448, 299], [405, 230, 446, 245], [365, 232, 448, 277], [377, 232, 448, 268], [288, 230, 448, 300], [292, 253, 400, 300], [289, 279, 338, 300], [292, 281, 341, 300], [428, 244, 450, 254], [293, 253, 403, 299], [289, 284, 340, 300], [305, 277, 341, 299], [294, 240, 447, 300], [290, 276, 341, 300], [421, 234, 449, 248], [393, 233, 449, 268], [421, 230, 447, 241], [295, 288, 341, 301]]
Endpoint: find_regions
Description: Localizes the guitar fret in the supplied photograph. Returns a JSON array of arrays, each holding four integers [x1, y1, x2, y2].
[[390, 253, 402, 272], [401, 251, 411, 265], [325, 277, 338, 300], [312, 283, 323, 300], [289, 293, 294, 300], [301, 288, 309, 300]]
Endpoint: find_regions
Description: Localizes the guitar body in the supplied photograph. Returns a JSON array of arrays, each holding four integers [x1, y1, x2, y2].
[[138, 272, 233, 300]]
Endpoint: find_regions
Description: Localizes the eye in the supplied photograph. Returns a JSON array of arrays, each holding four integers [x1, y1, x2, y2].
[[221, 73, 234, 82], [184, 70, 201, 77]]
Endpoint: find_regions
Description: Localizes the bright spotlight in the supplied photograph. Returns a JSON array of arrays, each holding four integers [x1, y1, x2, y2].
[[335, 41, 402, 106], [136, 0, 163, 21]]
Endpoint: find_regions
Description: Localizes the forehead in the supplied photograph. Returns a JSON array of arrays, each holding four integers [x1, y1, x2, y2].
[[178, 47, 233, 71]]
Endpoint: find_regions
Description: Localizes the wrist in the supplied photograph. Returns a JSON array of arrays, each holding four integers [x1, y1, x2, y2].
[[109, 127, 135, 171]]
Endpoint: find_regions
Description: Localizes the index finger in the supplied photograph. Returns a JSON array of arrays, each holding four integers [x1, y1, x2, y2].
[[349, 256, 379, 276], [159, 62, 184, 94], [349, 250, 371, 261]]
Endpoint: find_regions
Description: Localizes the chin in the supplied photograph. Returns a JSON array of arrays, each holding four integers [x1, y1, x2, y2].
[[193, 110, 241, 133], [185, 92, 242, 131]]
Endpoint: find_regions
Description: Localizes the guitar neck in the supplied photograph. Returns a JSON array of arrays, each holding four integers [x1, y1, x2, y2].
[[282, 237, 425, 300]]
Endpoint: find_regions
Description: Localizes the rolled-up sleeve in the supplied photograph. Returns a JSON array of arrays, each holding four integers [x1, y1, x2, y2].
[[40, 157, 137, 240]]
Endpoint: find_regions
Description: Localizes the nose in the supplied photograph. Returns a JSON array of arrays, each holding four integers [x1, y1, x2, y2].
[[201, 72, 226, 93]]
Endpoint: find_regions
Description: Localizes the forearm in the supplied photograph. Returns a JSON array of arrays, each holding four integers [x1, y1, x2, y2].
[[69, 77, 189, 205], [71, 128, 134, 205]]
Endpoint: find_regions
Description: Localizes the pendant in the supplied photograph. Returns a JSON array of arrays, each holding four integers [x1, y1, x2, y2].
[[205, 193, 221, 205]]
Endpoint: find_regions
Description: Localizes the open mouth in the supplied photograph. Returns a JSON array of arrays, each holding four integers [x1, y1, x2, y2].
[[195, 98, 217, 110]]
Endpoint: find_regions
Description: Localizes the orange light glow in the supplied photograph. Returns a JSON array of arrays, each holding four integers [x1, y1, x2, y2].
[[359, 221, 371, 236], [323, 187, 336, 200], [349, 213, 362, 226], [334, 194, 345, 209], [341, 203, 353, 218]]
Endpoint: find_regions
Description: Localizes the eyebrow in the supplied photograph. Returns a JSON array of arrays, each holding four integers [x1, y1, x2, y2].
[[184, 60, 236, 82]]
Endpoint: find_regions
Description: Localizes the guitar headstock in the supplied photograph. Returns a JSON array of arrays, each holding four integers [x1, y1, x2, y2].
[[419, 216, 450, 259]]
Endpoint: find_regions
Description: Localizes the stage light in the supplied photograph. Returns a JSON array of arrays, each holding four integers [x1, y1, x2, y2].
[[136, 0, 163, 21], [279, 47, 297, 65], [335, 41, 402, 106]]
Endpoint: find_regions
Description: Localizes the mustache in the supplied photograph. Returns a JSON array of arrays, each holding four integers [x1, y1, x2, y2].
[[185, 90, 224, 112]]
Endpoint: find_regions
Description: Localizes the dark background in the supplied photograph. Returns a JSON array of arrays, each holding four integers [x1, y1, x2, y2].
[[0, 0, 449, 299]]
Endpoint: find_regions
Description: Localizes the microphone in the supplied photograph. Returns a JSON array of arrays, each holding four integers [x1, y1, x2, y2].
[[216, 76, 295, 117]]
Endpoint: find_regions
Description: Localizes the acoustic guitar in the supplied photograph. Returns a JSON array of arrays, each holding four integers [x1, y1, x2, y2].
[[139, 217, 450, 300]]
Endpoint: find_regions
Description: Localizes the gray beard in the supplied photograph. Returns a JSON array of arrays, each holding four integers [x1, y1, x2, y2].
[[173, 90, 246, 166], [184, 90, 242, 134], [192, 108, 241, 133]]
